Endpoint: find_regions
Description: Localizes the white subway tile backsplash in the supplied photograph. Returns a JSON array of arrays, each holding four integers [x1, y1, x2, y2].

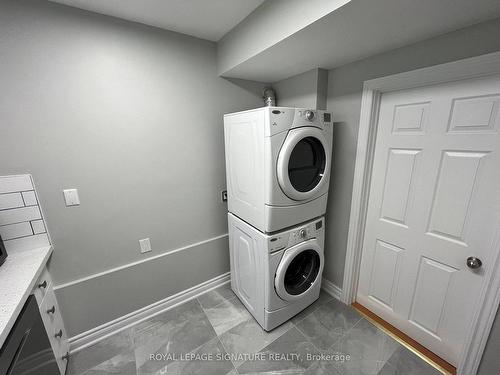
[[0, 175, 33, 194], [4, 233, 50, 252], [22, 191, 37, 206], [0, 174, 50, 253], [0, 193, 24, 210], [30, 219, 46, 235], [0, 222, 33, 240], [0, 206, 41, 226]]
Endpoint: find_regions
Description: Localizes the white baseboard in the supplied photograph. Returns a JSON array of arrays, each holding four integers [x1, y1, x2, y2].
[[322, 278, 342, 301], [70, 274, 341, 354], [69, 272, 230, 354]]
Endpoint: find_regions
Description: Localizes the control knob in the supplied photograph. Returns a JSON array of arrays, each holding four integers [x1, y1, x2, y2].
[[299, 229, 307, 238], [305, 110, 315, 121]]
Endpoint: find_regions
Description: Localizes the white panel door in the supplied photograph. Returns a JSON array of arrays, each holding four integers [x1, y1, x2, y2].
[[357, 75, 500, 365]]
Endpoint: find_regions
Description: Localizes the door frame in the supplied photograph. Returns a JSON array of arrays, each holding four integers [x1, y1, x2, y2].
[[341, 51, 500, 375]]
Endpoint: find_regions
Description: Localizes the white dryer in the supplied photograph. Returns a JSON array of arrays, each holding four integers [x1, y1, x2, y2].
[[224, 106, 333, 233], [228, 212, 325, 331]]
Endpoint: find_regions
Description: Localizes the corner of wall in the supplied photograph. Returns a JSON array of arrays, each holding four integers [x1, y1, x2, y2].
[[321, 277, 342, 301], [316, 68, 329, 110], [271, 68, 329, 109]]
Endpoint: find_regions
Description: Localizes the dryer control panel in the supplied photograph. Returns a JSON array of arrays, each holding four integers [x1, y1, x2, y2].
[[267, 217, 325, 252], [294, 108, 333, 130], [265, 107, 333, 137]]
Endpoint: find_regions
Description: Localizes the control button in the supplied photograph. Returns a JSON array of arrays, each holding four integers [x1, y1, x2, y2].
[[305, 110, 315, 121]]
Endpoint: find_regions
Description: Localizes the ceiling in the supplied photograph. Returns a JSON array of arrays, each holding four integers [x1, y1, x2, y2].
[[219, 0, 500, 81], [49, 0, 266, 41], [47, 0, 500, 82]]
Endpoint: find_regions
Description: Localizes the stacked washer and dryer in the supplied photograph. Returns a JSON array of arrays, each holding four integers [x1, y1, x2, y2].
[[223, 107, 333, 330]]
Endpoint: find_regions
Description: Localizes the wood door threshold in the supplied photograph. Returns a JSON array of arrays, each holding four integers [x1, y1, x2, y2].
[[352, 302, 456, 375]]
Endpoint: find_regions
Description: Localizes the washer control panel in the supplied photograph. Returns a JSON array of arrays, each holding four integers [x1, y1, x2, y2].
[[269, 235, 288, 253], [288, 225, 312, 247], [267, 218, 324, 252]]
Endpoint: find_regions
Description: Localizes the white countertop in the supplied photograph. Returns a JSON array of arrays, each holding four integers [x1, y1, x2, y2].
[[0, 246, 53, 348]]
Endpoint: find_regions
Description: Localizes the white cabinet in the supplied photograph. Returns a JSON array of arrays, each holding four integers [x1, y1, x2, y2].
[[33, 267, 69, 375]]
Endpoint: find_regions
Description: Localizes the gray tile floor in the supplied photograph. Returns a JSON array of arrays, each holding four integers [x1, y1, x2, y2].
[[68, 285, 443, 375]]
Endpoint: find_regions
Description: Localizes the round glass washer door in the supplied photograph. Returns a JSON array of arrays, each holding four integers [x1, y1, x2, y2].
[[275, 240, 324, 302], [277, 127, 330, 201]]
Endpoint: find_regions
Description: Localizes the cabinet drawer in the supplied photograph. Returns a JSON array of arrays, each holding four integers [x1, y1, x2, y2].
[[33, 267, 52, 305], [40, 289, 69, 375]]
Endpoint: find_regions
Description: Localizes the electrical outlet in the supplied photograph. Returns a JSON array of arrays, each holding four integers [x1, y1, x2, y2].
[[221, 190, 227, 202], [139, 238, 152, 253]]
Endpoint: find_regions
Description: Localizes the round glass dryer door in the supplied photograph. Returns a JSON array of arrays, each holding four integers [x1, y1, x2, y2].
[[275, 241, 324, 302], [277, 128, 330, 201], [288, 137, 326, 193]]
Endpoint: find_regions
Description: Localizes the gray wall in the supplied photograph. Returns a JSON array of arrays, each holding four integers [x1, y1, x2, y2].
[[272, 68, 328, 110], [0, 0, 264, 336], [323, 17, 500, 287]]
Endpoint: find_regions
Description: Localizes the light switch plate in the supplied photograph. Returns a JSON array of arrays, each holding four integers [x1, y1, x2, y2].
[[63, 189, 80, 206], [139, 238, 152, 253]]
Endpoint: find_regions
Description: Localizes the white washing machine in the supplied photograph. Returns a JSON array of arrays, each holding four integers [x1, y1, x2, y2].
[[224, 106, 333, 233], [228, 212, 325, 331]]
